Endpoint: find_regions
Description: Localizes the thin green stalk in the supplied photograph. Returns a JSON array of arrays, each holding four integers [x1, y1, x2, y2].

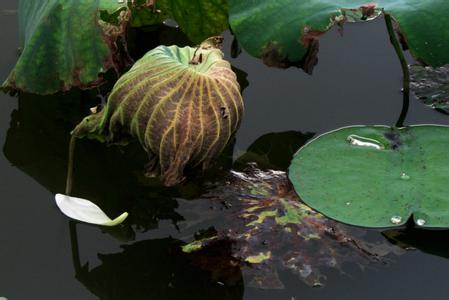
[[384, 12, 410, 128], [65, 135, 77, 195], [66, 136, 82, 273]]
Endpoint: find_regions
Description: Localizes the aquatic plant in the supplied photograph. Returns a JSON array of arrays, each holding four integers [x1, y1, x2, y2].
[[70, 37, 243, 187]]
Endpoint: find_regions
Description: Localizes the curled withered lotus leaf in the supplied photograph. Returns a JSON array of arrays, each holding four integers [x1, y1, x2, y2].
[[72, 37, 244, 186]]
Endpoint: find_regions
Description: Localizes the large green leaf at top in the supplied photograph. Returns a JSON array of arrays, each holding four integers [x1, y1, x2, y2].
[[130, 0, 229, 44], [288, 125, 449, 228], [229, 0, 449, 69], [3, 0, 229, 95], [2, 0, 130, 95]]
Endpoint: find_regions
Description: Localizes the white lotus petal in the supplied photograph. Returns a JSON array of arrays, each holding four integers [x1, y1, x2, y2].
[[55, 194, 128, 226]]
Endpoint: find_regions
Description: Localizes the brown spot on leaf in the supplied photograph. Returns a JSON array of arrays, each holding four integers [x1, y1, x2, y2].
[[341, 3, 381, 21], [392, 19, 410, 52], [360, 3, 377, 20], [130, 0, 160, 13], [300, 27, 324, 74], [69, 67, 107, 92], [260, 42, 289, 68], [260, 42, 306, 70], [99, 9, 134, 78]]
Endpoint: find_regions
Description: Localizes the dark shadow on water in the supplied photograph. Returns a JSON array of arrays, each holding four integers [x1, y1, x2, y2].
[[3, 92, 231, 236], [71, 223, 244, 300], [383, 228, 449, 259], [127, 25, 193, 60], [234, 131, 315, 171]]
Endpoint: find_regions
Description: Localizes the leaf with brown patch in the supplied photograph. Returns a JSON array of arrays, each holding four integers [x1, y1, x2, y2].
[[229, 0, 449, 72], [180, 166, 397, 288], [2, 0, 132, 95], [128, 0, 229, 44]]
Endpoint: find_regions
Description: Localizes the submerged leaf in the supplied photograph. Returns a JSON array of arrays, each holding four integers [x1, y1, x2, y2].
[[55, 194, 128, 226], [245, 251, 271, 264], [289, 125, 449, 228], [72, 38, 244, 186], [75, 238, 244, 298], [229, 0, 449, 70], [410, 64, 449, 114], [181, 166, 394, 288], [2, 0, 131, 95], [182, 236, 218, 253]]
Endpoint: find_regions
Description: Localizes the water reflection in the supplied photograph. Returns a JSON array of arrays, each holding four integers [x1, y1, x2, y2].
[[4, 95, 398, 294], [0, 9, 16, 15], [383, 228, 449, 259], [3, 92, 189, 235], [71, 223, 244, 300], [234, 131, 315, 171]]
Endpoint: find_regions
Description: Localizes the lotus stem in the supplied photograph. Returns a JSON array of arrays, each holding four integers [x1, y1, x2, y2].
[[65, 135, 77, 196], [66, 137, 82, 274], [384, 12, 410, 128]]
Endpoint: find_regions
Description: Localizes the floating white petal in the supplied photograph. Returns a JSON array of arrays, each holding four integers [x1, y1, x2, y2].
[[55, 194, 128, 226]]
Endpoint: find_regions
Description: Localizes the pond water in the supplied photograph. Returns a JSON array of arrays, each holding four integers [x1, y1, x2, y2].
[[1, 1, 449, 299]]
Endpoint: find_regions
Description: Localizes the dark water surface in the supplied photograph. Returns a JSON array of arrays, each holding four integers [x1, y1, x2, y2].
[[1, 1, 449, 299]]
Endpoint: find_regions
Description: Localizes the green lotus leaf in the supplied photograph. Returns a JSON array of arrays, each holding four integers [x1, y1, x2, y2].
[[229, 0, 449, 70], [2, 0, 131, 95], [129, 0, 229, 44], [410, 64, 449, 114], [2, 0, 230, 95], [72, 38, 244, 186], [288, 125, 449, 228]]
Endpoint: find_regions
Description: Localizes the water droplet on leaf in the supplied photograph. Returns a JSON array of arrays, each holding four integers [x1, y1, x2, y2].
[[163, 19, 179, 28], [400, 173, 410, 180], [346, 135, 385, 150], [390, 216, 402, 224], [416, 219, 426, 226]]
